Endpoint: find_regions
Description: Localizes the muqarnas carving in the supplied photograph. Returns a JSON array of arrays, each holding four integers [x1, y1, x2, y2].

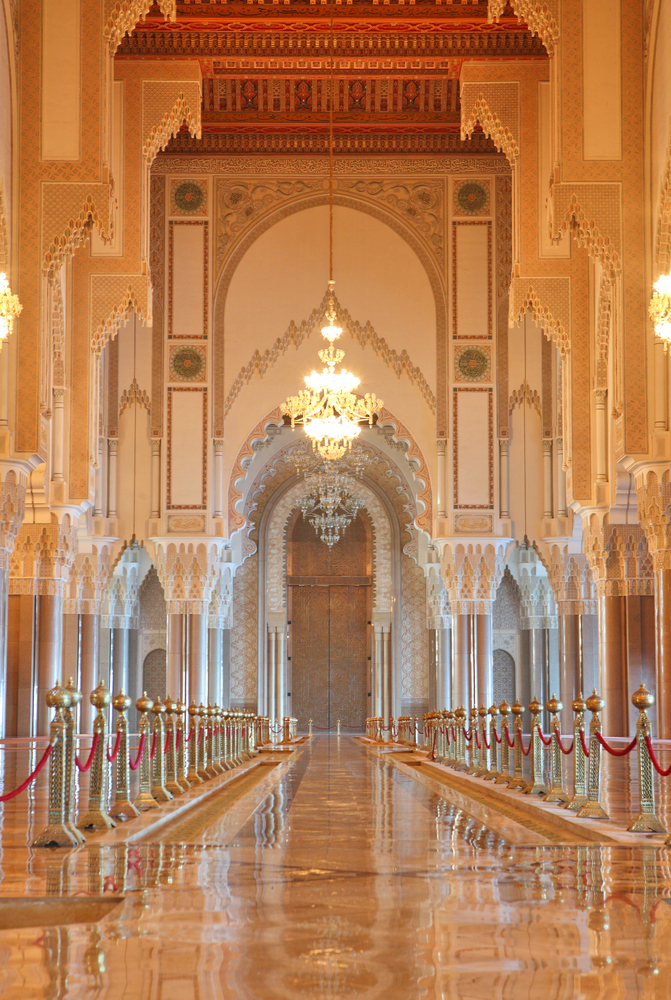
[[169, 345, 206, 382], [454, 345, 491, 382], [453, 179, 491, 217]]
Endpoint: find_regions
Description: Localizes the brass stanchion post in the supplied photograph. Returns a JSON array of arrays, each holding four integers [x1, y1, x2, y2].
[[524, 696, 549, 796], [466, 707, 480, 774], [495, 700, 513, 785], [109, 690, 141, 819], [187, 701, 202, 785], [628, 684, 667, 833], [565, 693, 588, 811], [309, 717, 313, 736], [453, 706, 469, 772], [175, 699, 191, 790], [577, 691, 610, 820], [164, 696, 184, 797], [33, 683, 81, 847], [150, 695, 173, 803], [197, 704, 209, 780], [474, 706, 490, 777], [545, 694, 569, 803], [78, 682, 117, 830], [64, 677, 86, 842], [443, 710, 456, 766], [508, 700, 528, 791], [484, 703, 501, 780], [133, 693, 159, 811]]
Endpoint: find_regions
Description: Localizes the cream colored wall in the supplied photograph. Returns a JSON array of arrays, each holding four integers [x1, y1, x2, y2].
[[0, 1, 12, 250], [222, 203, 438, 529]]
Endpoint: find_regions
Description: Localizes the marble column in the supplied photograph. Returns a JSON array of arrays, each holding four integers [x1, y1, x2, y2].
[[598, 594, 628, 737], [51, 389, 65, 481], [451, 614, 472, 709], [436, 441, 446, 518], [475, 613, 493, 710], [558, 612, 581, 730], [381, 626, 391, 725], [499, 439, 510, 519], [435, 622, 451, 711], [221, 628, 231, 708], [111, 625, 129, 697], [107, 439, 118, 518], [188, 612, 209, 708], [595, 389, 608, 483], [208, 626, 223, 707], [79, 612, 100, 733], [655, 566, 671, 737], [150, 439, 161, 520], [266, 625, 277, 721], [166, 612, 184, 702]]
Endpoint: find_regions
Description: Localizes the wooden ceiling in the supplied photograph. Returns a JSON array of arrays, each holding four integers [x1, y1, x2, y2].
[[120, 1, 546, 155]]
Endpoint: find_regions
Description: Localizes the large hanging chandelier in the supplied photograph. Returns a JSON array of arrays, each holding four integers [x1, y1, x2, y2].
[[0, 272, 22, 346], [281, 4, 382, 461], [650, 273, 671, 350]]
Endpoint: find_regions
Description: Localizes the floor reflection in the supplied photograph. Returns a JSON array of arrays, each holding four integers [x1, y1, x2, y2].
[[0, 737, 670, 998]]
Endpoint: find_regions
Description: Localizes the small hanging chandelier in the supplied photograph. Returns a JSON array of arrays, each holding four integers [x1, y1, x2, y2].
[[281, 3, 382, 461], [0, 272, 22, 347], [297, 471, 366, 548], [650, 273, 671, 350]]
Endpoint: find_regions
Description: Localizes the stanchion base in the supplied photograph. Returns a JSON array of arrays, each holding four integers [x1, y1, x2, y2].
[[576, 800, 610, 820], [164, 782, 185, 797], [177, 777, 191, 791], [110, 799, 141, 820], [133, 792, 160, 811], [77, 810, 117, 831], [151, 785, 174, 803], [32, 824, 82, 848], [524, 782, 549, 796], [564, 795, 587, 811], [494, 772, 514, 785], [628, 813, 667, 834], [507, 777, 528, 791], [483, 770, 501, 781], [545, 787, 569, 804]]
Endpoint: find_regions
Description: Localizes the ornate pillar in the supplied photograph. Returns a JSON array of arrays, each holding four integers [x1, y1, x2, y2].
[[188, 609, 209, 708], [475, 611, 493, 709], [52, 389, 66, 482], [595, 390, 608, 483], [451, 612, 473, 709], [434, 617, 451, 711], [150, 439, 161, 520], [436, 440, 446, 519], [94, 440, 104, 518], [213, 439, 224, 520], [107, 439, 118, 518], [499, 439, 510, 520], [166, 611, 185, 702], [550, 551, 597, 730], [79, 612, 100, 733], [0, 467, 26, 737], [556, 438, 568, 518], [542, 439, 553, 518]]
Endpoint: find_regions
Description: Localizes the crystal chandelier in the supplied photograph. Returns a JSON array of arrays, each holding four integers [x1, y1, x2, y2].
[[281, 6, 383, 461], [0, 272, 22, 346], [650, 273, 671, 350], [297, 471, 366, 548]]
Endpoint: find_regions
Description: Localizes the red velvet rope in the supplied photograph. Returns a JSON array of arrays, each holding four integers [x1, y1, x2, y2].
[[482, 731, 490, 750], [474, 730, 481, 749], [106, 730, 122, 763], [554, 728, 574, 755], [579, 728, 591, 758], [0, 743, 53, 801], [197, 727, 204, 745], [129, 733, 145, 770], [596, 732, 637, 757], [149, 731, 158, 760], [504, 725, 515, 749], [644, 735, 671, 777], [164, 731, 171, 755], [493, 728, 502, 744], [451, 726, 457, 742], [75, 733, 100, 772], [518, 730, 531, 757], [537, 726, 552, 747], [185, 726, 194, 743], [463, 728, 472, 742]]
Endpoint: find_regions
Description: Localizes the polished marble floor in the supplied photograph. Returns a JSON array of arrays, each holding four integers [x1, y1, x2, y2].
[[1, 736, 671, 998]]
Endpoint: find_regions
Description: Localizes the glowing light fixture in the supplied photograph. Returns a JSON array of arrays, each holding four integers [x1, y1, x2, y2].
[[0, 273, 22, 346], [650, 273, 671, 350], [281, 5, 382, 460]]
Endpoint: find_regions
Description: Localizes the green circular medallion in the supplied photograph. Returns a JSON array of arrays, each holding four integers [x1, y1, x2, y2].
[[456, 181, 489, 215], [173, 181, 205, 214], [456, 346, 490, 382], [171, 347, 205, 382]]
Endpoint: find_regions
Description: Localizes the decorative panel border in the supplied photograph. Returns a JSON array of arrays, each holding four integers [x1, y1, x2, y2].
[[451, 219, 493, 340], [166, 386, 208, 510], [452, 386, 494, 510], [168, 220, 209, 339]]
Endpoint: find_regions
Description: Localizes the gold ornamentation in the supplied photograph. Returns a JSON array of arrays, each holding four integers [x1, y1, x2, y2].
[[628, 685, 667, 834], [0, 272, 22, 347], [649, 273, 671, 350]]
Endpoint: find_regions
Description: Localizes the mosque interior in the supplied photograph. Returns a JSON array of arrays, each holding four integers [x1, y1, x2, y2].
[[1, 0, 671, 996]]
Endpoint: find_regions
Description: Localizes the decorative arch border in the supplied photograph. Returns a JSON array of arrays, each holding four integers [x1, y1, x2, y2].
[[212, 191, 448, 440], [265, 478, 392, 617]]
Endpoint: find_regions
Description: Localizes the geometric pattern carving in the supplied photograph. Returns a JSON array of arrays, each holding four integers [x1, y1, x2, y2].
[[225, 286, 436, 417], [582, 512, 655, 598], [401, 555, 429, 704], [460, 82, 520, 164], [41, 183, 114, 276], [549, 182, 622, 279], [656, 123, 671, 272], [636, 469, 671, 573], [142, 81, 202, 165], [90, 274, 151, 353], [488, 0, 560, 56], [0, 468, 27, 574], [103, 0, 176, 55], [231, 554, 258, 704], [509, 276, 571, 356], [509, 380, 542, 417]]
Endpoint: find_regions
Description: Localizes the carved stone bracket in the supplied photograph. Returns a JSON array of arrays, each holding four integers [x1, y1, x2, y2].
[[9, 515, 78, 597], [104, 0, 176, 55], [510, 276, 571, 356], [0, 467, 27, 574], [64, 547, 113, 615], [42, 183, 114, 277], [151, 539, 226, 608], [582, 511, 654, 597], [636, 469, 671, 572], [142, 82, 202, 166], [438, 539, 512, 606], [460, 82, 520, 165], [90, 274, 151, 353], [548, 182, 622, 279], [488, 0, 560, 55]]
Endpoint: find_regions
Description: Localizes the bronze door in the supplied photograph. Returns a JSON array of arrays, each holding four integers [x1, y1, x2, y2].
[[288, 510, 371, 731], [290, 583, 369, 731]]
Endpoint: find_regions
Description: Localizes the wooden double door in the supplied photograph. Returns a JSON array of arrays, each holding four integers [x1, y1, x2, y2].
[[288, 512, 371, 731]]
